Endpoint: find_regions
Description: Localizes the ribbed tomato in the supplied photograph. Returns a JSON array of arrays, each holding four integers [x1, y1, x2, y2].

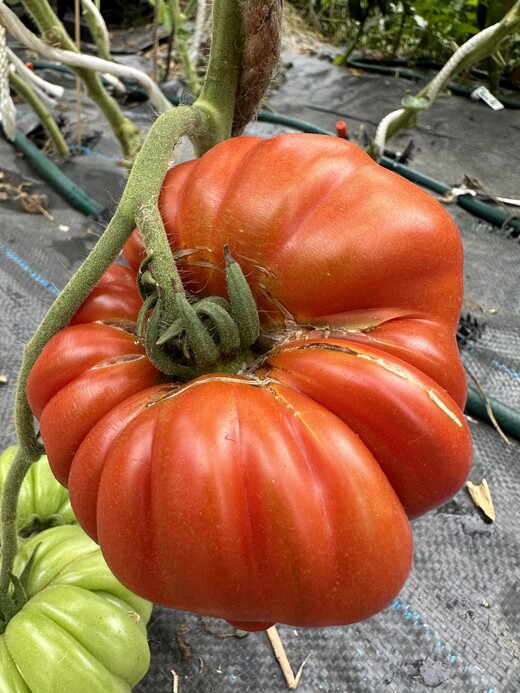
[[27, 134, 472, 630], [0, 525, 151, 692]]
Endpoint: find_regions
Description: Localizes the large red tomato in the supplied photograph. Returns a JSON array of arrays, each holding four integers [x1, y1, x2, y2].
[[27, 134, 472, 630]]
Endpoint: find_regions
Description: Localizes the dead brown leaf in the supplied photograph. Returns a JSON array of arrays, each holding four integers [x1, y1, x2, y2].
[[0, 177, 53, 220], [467, 479, 496, 522]]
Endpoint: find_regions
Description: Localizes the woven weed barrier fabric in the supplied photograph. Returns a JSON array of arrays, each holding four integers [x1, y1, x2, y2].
[[1, 47, 519, 692]]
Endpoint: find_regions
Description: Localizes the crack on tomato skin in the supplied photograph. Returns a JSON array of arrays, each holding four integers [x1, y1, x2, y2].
[[148, 374, 266, 405], [95, 319, 140, 337], [351, 352, 464, 428], [426, 391, 464, 426], [259, 382, 309, 428], [262, 341, 465, 428], [90, 354, 150, 369]]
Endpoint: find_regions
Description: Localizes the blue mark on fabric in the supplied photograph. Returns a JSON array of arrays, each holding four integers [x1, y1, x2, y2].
[[392, 599, 461, 662], [490, 359, 520, 379], [466, 346, 520, 379], [0, 240, 59, 296]]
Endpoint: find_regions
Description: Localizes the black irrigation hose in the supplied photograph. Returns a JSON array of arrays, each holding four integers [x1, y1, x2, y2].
[[10, 62, 520, 439], [379, 158, 520, 233]]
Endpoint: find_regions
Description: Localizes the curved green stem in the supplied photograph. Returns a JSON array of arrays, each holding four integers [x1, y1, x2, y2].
[[0, 449, 33, 592], [169, 0, 202, 96], [1, 0, 273, 599], [8, 71, 70, 156], [81, 0, 112, 62], [0, 105, 202, 594], [371, 0, 520, 158], [191, 0, 244, 155]]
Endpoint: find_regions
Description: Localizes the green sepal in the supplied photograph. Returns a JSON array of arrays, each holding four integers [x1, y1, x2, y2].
[[137, 253, 156, 300], [144, 301, 197, 379], [137, 294, 158, 339], [175, 292, 220, 369], [224, 246, 260, 348], [195, 297, 241, 356], [156, 317, 184, 346]]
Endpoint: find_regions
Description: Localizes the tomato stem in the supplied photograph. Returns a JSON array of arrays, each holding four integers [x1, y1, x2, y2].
[[0, 448, 32, 593], [138, 251, 261, 378], [190, 0, 244, 155]]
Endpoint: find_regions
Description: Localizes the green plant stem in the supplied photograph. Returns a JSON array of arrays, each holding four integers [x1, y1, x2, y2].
[[8, 71, 70, 156], [0, 105, 202, 594], [191, 0, 244, 155], [21, 0, 141, 160], [169, 0, 201, 96], [1, 0, 260, 597], [334, 20, 365, 65], [81, 0, 111, 62], [0, 449, 32, 592]]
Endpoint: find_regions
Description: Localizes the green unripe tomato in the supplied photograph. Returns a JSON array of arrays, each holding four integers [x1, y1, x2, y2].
[[0, 445, 75, 535], [0, 525, 152, 692]]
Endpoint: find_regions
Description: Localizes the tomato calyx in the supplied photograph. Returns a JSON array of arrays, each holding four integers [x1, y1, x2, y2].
[[18, 513, 71, 538], [0, 543, 39, 634], [135, 246, 260, 379]]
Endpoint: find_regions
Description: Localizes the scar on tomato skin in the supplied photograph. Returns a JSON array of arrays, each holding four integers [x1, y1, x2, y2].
[[99, 319, 140, 335], [306, 324, 378, 337], [261, 382, 303, 419], [267, 342, 359, 357], [426, 390, 464, 426], [261, 383, 327, 448], [352, 352, 464, 426]]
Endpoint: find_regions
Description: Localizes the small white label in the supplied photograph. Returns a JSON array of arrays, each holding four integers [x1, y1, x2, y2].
[[471, 85, 504, 111]]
